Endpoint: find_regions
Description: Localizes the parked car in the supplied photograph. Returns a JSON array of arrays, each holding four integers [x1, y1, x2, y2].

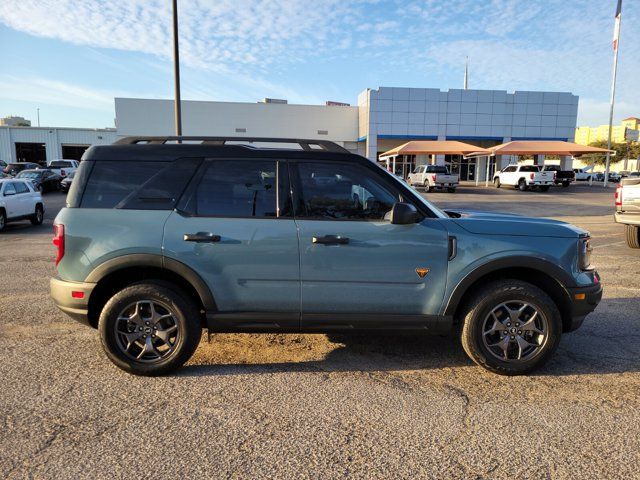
[[47, 159, 79, 178], [0, 179, 44, 232], [59, 170, 75, 193], [630, 172, 640, 178], [615, 178, 640, 248], [407, 165, 459, 192], [494, 165, 555, 191], [573, 168, 594, 181], [16, 169, 62, 192], [541, 165, 574, 187], [3, 162, 41, 177], [50, 136, 602, 376]]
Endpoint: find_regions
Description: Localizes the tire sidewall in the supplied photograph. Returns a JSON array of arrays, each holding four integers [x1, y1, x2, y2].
[[462, 282, 562, 375], [98, 283, 201, 375]]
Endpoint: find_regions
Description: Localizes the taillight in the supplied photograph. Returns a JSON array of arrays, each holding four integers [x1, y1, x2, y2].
[[53, 224, 65, 266], [431, 175, 437, 182], [60, 169, 66, 177], [615, 185, 622, 206], [553, 172, 557, 180], [530, 173, 534, 180]]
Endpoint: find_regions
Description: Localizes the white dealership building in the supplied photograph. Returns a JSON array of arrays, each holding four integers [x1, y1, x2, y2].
[[2, 86, 578, 180]]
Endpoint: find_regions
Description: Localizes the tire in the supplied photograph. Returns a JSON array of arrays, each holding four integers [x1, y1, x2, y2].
[[447, 187, 456, 193], [459, 279, 562, 375], [539, 186, 550, 192], [518, 179, 528, 191], [562, 181, 570, 188], [423, 181, 430, 193], [494, 177, 501, 188], [625, 224, 640, 249], [0, 209, 6, 232], [98, 282, 202, 376], [30, 204, 44, 225]]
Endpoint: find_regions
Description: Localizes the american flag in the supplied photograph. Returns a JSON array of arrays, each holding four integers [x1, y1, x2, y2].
[[613, 0, 622, 51]]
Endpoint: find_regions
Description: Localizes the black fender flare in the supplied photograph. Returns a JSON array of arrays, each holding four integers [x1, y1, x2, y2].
[[85, 253, 216, 311], [443, 255, 576, 316]]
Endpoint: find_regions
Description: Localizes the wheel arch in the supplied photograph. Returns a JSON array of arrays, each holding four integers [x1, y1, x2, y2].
[[85, 254, 216, 328], [445, 257, 576, 332]]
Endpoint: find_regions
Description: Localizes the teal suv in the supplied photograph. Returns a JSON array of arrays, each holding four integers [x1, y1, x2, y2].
[[51, 137, 602, 376]]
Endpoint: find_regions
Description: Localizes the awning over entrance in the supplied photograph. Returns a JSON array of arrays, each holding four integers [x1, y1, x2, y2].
[[471, 140, 615, 157], [379, 140, 491, 159]]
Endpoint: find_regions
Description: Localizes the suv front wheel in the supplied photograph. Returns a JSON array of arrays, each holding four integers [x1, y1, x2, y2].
[[98, 282, 202, 375], [459, 280, 562, 375]]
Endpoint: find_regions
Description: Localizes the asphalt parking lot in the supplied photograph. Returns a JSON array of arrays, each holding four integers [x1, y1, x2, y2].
[[1, 185, 638, 479]]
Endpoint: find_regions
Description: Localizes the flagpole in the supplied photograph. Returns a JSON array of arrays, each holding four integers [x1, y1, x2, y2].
[[604, 0, 622, 187]]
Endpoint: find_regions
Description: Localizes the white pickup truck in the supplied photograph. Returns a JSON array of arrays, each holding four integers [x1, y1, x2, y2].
[[615, 178, 640, 248], [494, 164, 555, 192], [47, 159, 79, 178], [407, 165, 459, 192], [573, 167, 594, 181]]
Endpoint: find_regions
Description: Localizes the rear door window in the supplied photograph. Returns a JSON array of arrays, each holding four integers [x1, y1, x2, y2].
[[14, 182, 29, 194], [80, 159, 200, 209], [183, 159, 288, 218]]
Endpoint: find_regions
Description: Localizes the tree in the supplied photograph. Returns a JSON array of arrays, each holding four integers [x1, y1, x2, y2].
[[579, 140, 628, 166]]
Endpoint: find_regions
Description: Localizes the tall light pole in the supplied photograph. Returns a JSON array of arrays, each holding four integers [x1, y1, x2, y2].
[[172, 0, 182, 137], [37, 108, 40, 127]]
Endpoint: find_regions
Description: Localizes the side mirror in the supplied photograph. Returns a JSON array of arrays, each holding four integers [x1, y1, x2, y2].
[[390, 202, 419, 225]]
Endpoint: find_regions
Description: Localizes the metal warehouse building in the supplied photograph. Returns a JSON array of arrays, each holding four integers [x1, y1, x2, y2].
[[0, 126, 117, 164]]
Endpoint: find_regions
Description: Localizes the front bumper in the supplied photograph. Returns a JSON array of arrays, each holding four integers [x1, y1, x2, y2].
[[565, 279, 603, 332], [50, 278, 96, 326], [615, 211, 640, 226]]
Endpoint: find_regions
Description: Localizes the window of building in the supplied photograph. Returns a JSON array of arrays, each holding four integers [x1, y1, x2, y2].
[[294, 162, 399, 221]]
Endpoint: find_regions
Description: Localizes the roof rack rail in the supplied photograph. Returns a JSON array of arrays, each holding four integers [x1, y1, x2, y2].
[[114, 136, 350, 153]]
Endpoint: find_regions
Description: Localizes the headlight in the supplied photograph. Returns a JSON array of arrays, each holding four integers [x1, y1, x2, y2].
[[578, 237, 592, 270]]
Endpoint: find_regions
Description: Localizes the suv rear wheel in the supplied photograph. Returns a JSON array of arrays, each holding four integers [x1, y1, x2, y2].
[[459, 280, 562, 375], [625, 224, 640, 249], [517, 179, 528, 191], [98, 282, 202, 376], [30, 204, 44, 225]]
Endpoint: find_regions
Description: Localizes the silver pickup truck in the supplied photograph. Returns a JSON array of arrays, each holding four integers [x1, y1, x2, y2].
[[615, 178, 640, 248]]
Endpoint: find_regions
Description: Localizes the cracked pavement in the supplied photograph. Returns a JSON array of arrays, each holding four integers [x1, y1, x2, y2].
[[0, 186, 638, 479]]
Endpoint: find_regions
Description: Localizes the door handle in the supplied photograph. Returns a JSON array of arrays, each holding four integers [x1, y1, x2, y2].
[[184, 232, 221, 243], [312, 235, 349, 245]]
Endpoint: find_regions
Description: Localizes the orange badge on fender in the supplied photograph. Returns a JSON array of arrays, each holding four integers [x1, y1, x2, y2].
[[415, 267, 430, 278]]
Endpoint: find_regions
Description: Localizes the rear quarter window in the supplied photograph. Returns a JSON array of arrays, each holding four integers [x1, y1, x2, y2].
[[78, 159, 200, 209]]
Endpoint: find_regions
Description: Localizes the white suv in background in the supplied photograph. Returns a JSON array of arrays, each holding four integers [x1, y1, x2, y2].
[[0, 179, 44, 232]]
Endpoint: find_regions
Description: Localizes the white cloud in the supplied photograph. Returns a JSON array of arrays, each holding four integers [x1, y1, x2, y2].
[[0, 0, 638, 125]]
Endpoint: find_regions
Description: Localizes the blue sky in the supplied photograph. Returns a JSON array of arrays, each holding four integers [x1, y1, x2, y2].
[[0, 0, 638, 129]]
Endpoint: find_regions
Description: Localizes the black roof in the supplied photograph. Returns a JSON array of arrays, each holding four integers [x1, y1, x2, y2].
[[83, 136, 359, 162]]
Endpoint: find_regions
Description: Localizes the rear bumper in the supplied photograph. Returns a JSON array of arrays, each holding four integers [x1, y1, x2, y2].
[[50, 277, 96, 327], [565, 280, 603, 332], [615, 211, 640, 226]]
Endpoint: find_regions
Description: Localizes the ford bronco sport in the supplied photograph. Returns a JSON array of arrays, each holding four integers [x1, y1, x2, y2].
[[50, 137, 602, 376]]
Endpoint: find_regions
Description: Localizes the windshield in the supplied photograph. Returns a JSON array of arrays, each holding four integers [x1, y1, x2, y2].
[[426, 166, 449, 174], [16, 171, 40, 178]]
